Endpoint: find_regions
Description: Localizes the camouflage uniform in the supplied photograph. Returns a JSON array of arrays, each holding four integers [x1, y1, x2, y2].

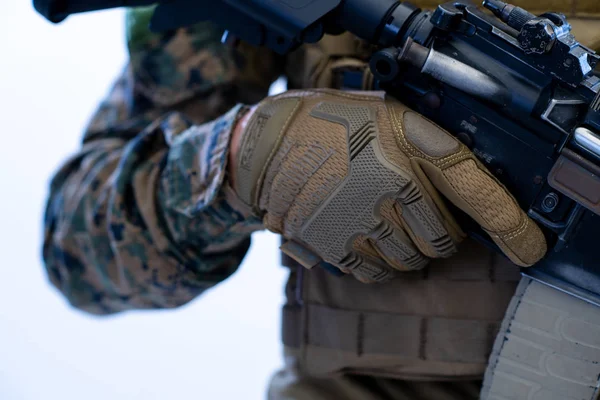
[[42, 2, 600, 398], [43, 13, 282, 315]]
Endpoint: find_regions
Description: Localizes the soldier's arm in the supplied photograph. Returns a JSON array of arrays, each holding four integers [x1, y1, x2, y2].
[[42, 10, 283, 315]]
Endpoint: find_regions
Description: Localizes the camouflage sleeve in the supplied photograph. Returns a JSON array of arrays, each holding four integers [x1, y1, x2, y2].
[[42, 9, 284, 315]]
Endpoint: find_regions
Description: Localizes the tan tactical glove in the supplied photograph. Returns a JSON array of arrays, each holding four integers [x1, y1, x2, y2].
[[231, 89, 547, 282]]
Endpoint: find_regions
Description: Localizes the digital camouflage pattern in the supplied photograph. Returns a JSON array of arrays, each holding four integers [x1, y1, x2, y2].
[[43, 17, 279, 314], [126, 7, 237, 108], [125, 6, 284, 109]]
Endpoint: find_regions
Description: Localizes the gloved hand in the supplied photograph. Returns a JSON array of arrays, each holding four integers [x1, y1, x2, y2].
[[229, 89, 547, 282]]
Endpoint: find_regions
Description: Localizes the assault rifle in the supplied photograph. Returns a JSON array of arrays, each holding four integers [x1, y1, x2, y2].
[[34, 0, 600, 305]]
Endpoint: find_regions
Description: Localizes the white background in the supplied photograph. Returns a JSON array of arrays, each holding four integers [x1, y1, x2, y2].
[[0, 3, 287, 399]]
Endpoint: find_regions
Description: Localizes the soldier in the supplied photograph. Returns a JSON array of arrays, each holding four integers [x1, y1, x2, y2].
[[42, 1, 600, 399]]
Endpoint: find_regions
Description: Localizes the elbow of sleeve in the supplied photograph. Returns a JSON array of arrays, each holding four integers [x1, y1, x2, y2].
[[42, 233, 116, 316], [40, 109, 257, 316]]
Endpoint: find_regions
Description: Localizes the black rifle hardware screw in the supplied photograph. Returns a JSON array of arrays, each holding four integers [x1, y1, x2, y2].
[[541, 192, 560, 213]]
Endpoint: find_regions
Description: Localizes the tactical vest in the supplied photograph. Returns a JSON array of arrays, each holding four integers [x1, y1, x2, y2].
[[281, 1, 600, 381]]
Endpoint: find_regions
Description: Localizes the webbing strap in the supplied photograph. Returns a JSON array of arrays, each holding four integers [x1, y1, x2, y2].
[[481, 277, 600, 400], [283, 303, 499, 364]]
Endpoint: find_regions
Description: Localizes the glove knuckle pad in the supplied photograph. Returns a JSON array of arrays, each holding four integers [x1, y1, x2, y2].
[[293, 102, 448, 278]]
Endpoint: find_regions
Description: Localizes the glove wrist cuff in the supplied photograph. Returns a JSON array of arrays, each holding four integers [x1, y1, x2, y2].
[[232, 97, 302, 213]]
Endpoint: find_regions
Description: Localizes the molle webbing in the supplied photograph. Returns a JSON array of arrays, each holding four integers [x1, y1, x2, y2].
[[283, 303, 499, 364], [281, 240, 522, 380]]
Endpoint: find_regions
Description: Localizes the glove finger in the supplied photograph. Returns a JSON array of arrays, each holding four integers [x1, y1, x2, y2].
[[375, 181, 459, 259], [418, 157, 547, 266], [353, 222, 429, 272], [337, 250, 396, 283], [280, 239, 391, 282]]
